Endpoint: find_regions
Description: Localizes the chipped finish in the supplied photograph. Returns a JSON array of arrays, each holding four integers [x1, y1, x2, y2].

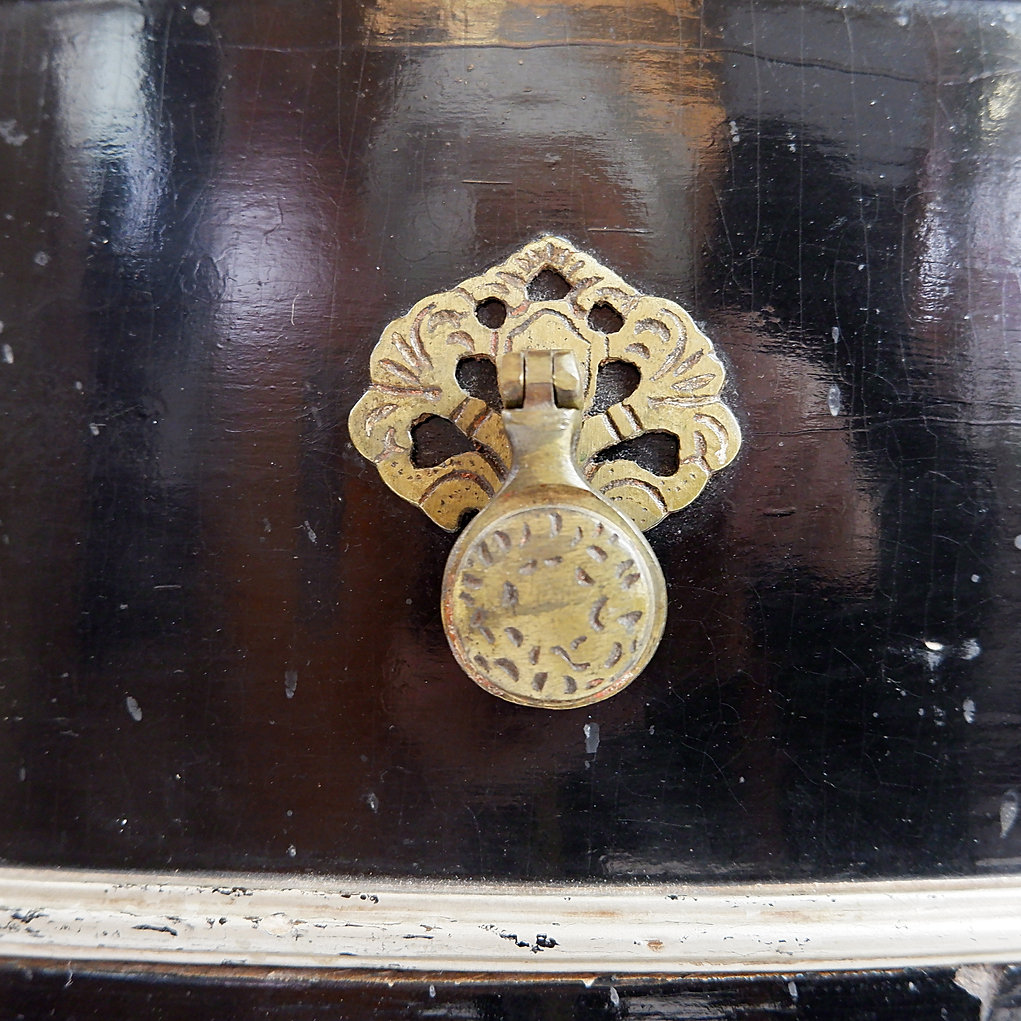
[[1, 867, 1020, 974]]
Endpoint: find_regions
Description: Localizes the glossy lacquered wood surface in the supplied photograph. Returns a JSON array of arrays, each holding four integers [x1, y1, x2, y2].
[[0, 966, 994, 1021], [0, 0, 1019, 883]]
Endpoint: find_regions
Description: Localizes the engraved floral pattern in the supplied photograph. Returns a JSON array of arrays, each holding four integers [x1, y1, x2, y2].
[[444, 506, 658, 706], [348, 236, 741, 531]]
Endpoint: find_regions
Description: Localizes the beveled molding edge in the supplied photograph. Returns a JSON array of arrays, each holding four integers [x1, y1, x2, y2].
[[0, 867, 1020, 976]]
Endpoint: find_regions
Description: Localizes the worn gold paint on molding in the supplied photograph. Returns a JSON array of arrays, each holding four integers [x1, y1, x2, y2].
[[2, 867, 1021, 974]]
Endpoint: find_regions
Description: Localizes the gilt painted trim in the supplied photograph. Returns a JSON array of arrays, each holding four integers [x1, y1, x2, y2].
[[0, 867, 1019, 975]]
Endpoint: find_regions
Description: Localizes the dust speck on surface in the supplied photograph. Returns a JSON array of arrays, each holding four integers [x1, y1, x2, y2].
[[1, 344, 12, 364], [286, 843, 296, 858], [971, 573, 981, 583], [826, 384, 841, 416], [302, 520, 317, 544], [960, 639, 981, 660], [284, 669, 297, 699], [33, 250, 49, 267], [88, 423, 100, 436], [1000, 790, 1019, 838], [192, 5, 210, 25], [962, 698, 976, 724], [125, 695, 142, 722], [788, 980, 798, 1002], [583, 721, 599, 754], [365, 791, 379, 813], [608, 986, 620, 1007], [428, 985, 436, 999], [1014, 534, 1021, 551], [922, 639, 944, 670], [0, 119, 28, 146]]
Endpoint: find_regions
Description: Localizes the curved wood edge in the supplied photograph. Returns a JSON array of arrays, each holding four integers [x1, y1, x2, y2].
[[0, 867, 1019, 975]]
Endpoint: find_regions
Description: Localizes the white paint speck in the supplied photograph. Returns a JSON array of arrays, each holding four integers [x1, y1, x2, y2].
[[960, 639, 981, 660], [788, 980, 799, 1002], [583, 721, 599, 754], [955, 964, 1003, 1021], [33, 251, 49, 267], [429, 985, 436, 999], [125, 695, 143, 722], [1, 344, 12, 365], [302, 520, 317, 544], [1014, 534, 1021, 550], [962, 698, 976, 724], [609, 986, 620, 1008], [1000, 790, 1018, 838], [365, 791, 379, 813], [88, 423, 100, 436], [831, 326, 840, 343], [192, 5, 210, 25], [924, 639, 944, 652], [284, 669, 297, 699], [286, 843, 296, 858], [971, 574, 980, 583], [728, 119, 740, 143], [826, 384, 841, 416], [74, 380, 83, 391], [0, 119, 28, 146]]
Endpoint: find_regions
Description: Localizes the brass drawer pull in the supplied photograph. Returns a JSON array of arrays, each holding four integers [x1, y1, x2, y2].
[[349, 237, 741, 707]]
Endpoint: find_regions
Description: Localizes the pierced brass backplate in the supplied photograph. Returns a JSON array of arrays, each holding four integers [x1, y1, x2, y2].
[[349, 236, 741, 708]]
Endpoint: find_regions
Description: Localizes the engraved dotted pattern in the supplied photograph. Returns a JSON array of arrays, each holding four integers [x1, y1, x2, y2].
[[446, 507, 657, 704]]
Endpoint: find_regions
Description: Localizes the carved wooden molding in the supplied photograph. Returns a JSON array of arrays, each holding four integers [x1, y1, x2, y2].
[[1, 867, 1019, 975]]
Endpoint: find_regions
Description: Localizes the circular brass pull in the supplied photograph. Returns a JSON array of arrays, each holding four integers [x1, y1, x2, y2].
[[442, 350, 665, 708], [349, 237, 741, 708]]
